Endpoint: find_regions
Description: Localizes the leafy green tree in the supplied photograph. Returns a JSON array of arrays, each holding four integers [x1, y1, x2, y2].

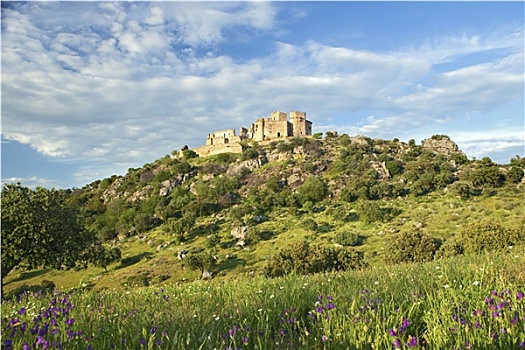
[[186, 252, 215, 275], [93, 247, 122, 272], [264, 240, 366, 277], [134, 213, 156, 233], [448, 181, 473, 199], [182, 149, 198, 160], [507, 166, 524, 184], [463, 157, 505, 188], [1, 184, 100, 281], [296, 177, 326, 205], [386, 160, 403, 176], [166, 213, 196, 242]]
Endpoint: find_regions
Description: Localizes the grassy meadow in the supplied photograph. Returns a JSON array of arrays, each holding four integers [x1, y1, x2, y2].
[[2, 251, 524, 349]]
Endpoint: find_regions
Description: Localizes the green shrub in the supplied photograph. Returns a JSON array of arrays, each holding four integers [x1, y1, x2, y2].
[[182, 149, 198, 160], [206, 234, 221, 249], [462, 219, 522, 254], [507, 166, 524, 183], [357, 201, 384, 224], [241, 147, 259, 161], [386, 231, 441, 264], [334, 231, 359, 246], [435, 238, 465, 259], [302, 218, 318, 231], [448, 181, 473, 199], [215, 153, 237, 164], [296, 177, 326, 205], [264, 240, 366, 277]]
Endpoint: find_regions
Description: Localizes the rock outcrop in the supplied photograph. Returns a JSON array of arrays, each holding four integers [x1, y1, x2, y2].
[[422, 135, 464, 156]]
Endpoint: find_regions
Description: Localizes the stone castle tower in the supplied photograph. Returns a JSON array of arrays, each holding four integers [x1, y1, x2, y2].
[[194, 110, 312, 156]]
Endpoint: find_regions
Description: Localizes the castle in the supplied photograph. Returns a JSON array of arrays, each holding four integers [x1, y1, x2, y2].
[[194, 110, 312, 157]]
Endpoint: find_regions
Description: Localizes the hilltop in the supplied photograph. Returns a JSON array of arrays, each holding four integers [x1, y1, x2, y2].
[[3, 132, 524, 294]]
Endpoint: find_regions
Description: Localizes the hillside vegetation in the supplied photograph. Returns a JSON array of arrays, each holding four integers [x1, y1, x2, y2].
[[2, 133, 524, 294]]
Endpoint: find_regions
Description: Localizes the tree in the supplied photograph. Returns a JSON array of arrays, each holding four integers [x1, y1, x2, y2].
[[507, 166, 524, 184], [296, 177, 326, 205], [186, 252, 215, 275], [1, 184, 101, 281], [92, 246, 122, 272], [166, 213, 196, 242]]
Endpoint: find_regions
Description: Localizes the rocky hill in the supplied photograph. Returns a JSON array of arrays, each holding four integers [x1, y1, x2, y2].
[[6, 132, 523, 291]]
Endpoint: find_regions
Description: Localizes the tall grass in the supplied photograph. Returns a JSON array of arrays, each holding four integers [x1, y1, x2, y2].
[[2, 252, 524, 349]]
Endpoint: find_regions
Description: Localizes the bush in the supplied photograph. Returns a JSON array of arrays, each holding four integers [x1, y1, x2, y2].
[[462, 219, 522, 254], [507, 166, 524, 184], [302, 218, 318, 231], [435, 238, 465, 259], [386, 231, 441, 264], [357, 201, 385, 224], [334, 231, 359, 246], [241, 147, 259, 161], [215, 153, 237, 164], [264, 240, 366, 277], [448, 181, 473, 199], [182, 149, 198, 160], [296, 177, 326, 205], [206, 234, 221, 249]]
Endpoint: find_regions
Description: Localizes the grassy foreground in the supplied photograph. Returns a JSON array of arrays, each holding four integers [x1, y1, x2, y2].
[[2, 250, 525, 350]]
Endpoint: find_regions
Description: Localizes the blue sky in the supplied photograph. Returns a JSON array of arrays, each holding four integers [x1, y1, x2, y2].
[[1, 1, 524, 189]]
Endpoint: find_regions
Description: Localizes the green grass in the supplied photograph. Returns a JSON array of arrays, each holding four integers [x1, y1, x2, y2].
[[2, 251, 524, 349]]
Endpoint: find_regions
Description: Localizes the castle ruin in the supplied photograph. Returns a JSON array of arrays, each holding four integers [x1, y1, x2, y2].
[[194, 110, 312, 157]]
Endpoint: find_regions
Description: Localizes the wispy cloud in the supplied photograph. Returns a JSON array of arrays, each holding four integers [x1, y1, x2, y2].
[[1, 176, 60, 189], [1, 2, 523, 187]]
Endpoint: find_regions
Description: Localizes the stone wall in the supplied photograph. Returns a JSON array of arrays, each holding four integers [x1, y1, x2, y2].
[[197, 110, 312, 156], [194, 143, 243, 157]]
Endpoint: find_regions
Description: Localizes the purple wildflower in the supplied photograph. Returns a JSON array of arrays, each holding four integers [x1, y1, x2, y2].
[[322, 335, 328, 342], [406, 336, 418, 348], [389, 328, 398, 337], [517, 291, 524, 300], [393, 338, 401, 349], [18, 307, 27, 315]]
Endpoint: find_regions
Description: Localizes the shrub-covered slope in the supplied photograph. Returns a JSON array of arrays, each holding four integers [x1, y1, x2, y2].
[[3, 133, 524, 293]]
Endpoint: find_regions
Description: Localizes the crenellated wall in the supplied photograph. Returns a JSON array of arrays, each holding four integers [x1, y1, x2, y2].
[[195, 110, 312, 156]]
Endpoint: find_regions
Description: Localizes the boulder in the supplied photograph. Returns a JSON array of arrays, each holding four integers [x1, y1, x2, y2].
[[177, 250, 188, 260], [227, 155, 268, 177], [422, 136, 465, 156], [202, 269, 213, 280], [231, 226, 249, 240]]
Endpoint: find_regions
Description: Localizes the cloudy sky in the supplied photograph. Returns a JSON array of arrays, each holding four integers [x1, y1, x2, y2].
[[1, 1, 524, 189]]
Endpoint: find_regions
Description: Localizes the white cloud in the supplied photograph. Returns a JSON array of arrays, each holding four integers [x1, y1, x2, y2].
[[1, 176, 60, 189], [1, 2, 523, 187]]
